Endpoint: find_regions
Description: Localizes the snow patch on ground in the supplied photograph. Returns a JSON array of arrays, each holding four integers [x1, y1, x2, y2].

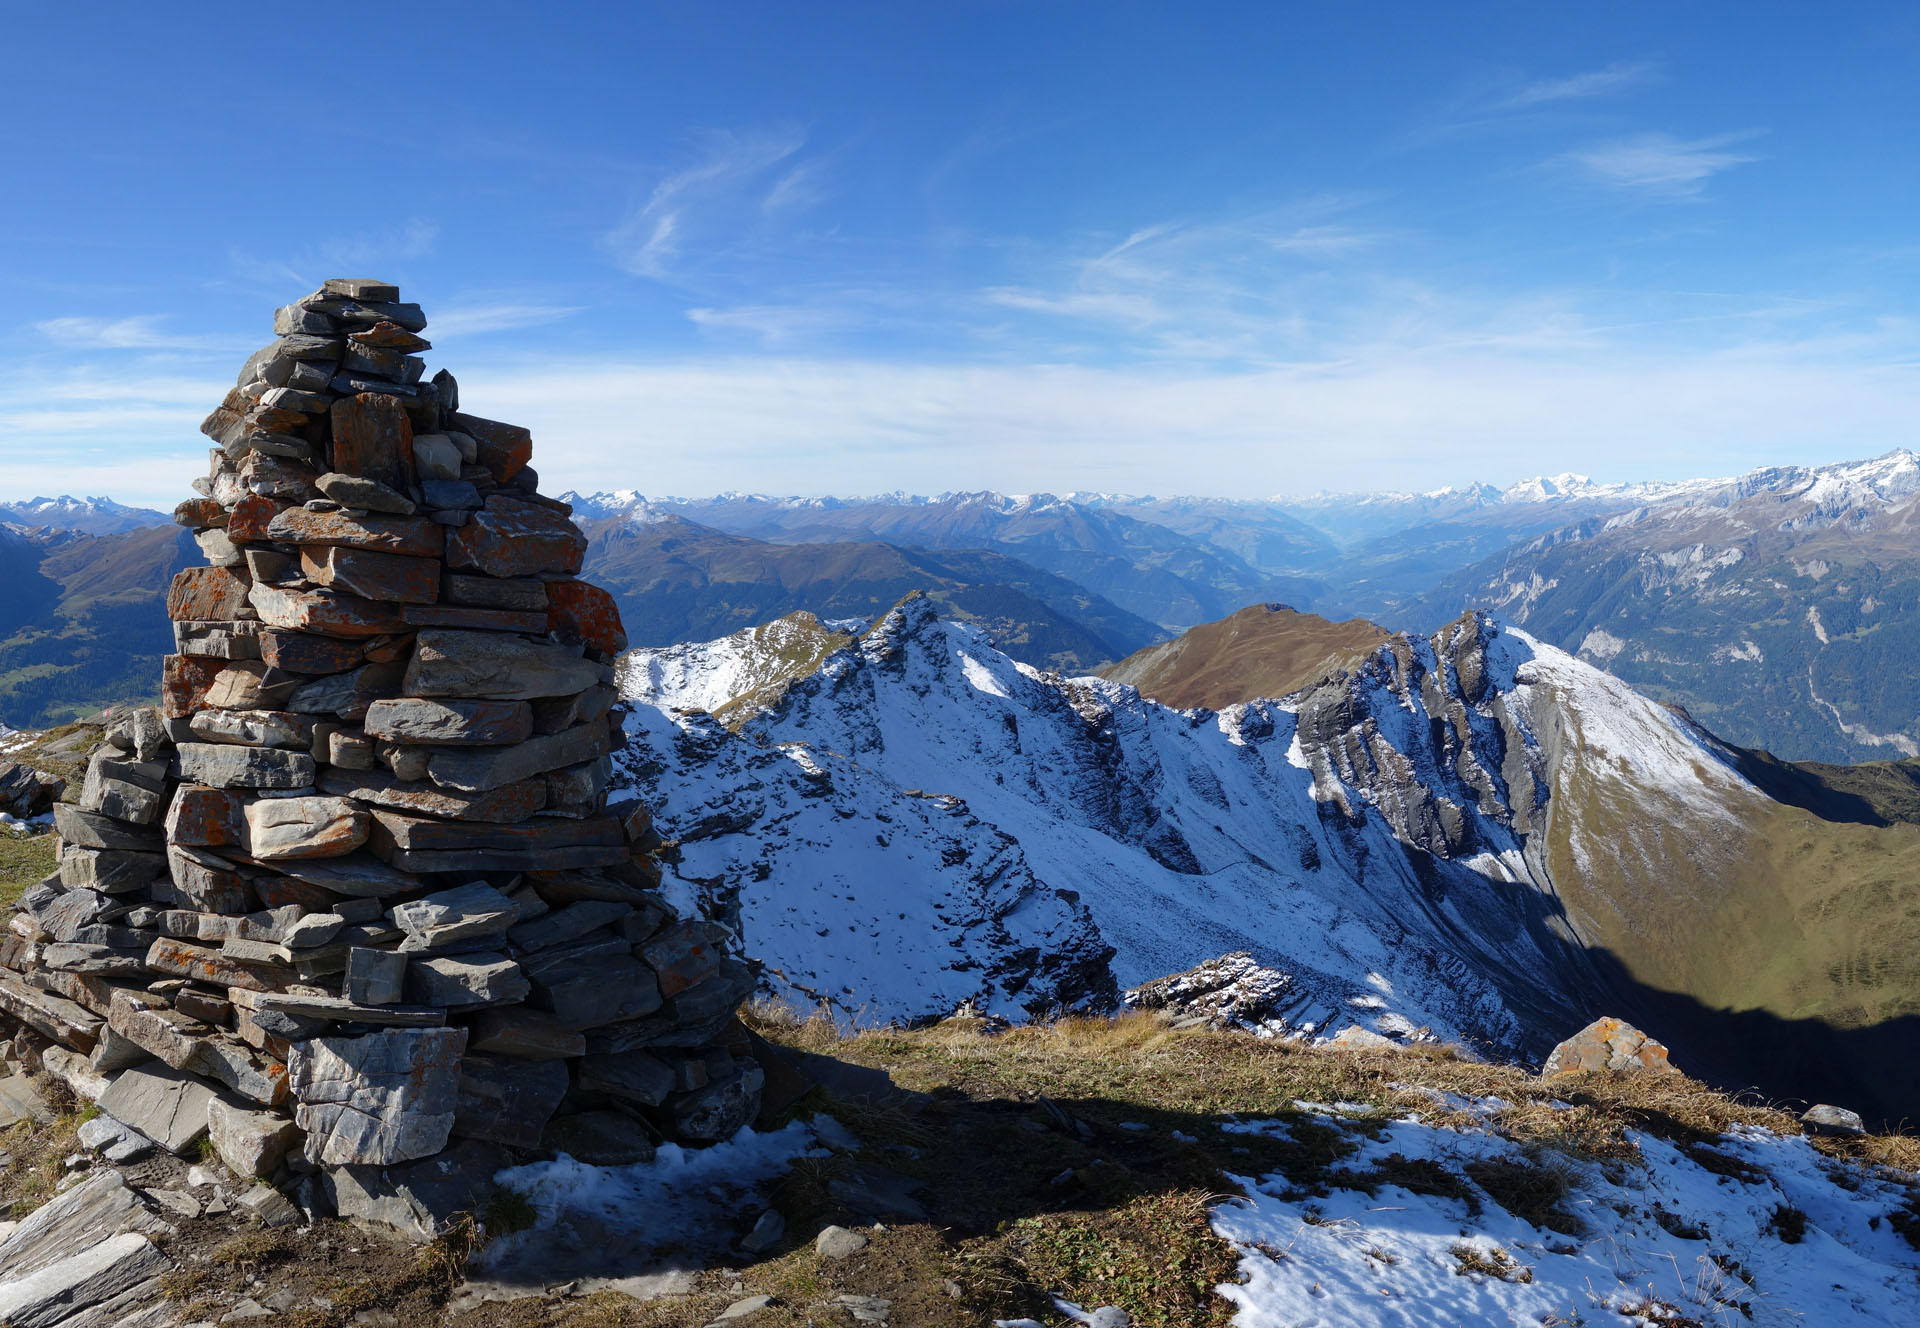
[[1576, 629, 1627, 664], [472, 1121, 828, 1299], [1211, 1113, 1920, 1327]]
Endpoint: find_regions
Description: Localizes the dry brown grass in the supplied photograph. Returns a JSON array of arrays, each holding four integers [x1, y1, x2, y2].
[[150, 1005, 1920, 1328], [0, 1075, 87, 1217], [771, 1007, 1869, 1165]]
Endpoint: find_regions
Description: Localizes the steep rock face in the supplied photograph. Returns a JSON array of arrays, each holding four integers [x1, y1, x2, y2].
[[618, 596, 1642, 1055]]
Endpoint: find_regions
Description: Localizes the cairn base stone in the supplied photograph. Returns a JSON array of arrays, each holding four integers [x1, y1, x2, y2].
[[288, 1026, 467, 1167], [208, 1098, 303, 1178]]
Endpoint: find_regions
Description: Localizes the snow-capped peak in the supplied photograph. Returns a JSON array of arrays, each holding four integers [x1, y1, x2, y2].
[[0, 494, 169, 535]]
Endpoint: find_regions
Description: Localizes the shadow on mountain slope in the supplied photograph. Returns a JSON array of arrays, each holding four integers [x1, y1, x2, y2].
[[1583, 947, 1920, 1131], [1722, 743, 1920, 829]]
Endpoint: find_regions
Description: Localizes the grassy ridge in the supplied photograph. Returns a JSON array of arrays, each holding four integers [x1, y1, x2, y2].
[[1101, 603, 1389, 709]]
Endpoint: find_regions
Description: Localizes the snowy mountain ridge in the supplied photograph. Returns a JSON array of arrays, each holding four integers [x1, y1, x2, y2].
[[0, 494, 170, 535], [613, 596, 1769, 1065]]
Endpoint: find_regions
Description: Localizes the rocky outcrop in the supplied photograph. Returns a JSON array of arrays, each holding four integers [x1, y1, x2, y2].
[[620, 596, 1601, 1053], [0, 761, 62, 821], [1123, 953, 1298, 1035], [1542, 1017, 1677, 1077], [0, 280, 764, 1237]]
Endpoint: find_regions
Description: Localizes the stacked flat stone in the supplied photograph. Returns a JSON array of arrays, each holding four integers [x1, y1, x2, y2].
[[0, 279, 759, 1215]]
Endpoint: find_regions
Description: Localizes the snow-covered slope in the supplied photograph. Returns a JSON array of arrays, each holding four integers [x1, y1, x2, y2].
[[615, 596, 1767, 1058], [620, 613, 863, 718], [1215, 1097, 1920, 1327]]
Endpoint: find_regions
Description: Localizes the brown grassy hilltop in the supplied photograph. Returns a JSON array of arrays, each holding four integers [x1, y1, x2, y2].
[[1099, 602, 1388, 710]]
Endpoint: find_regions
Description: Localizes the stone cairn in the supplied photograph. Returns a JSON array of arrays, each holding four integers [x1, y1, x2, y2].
[[0, 279, 760, 1227]]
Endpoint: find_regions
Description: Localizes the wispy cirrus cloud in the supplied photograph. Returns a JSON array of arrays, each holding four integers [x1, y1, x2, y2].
[[763, 160, 830, 215], [228, 219, 440, 290], [603, 127, 810, 281], [1566, 130, 1764, 198], [463, 329, 1920, 502], [965, 201, 1396, 361], [1492, 60, 1659, 112], [685, 303, 854, 345], [34, 315, 231, 351], [429, 304, 582, 338], [983, 288, 1164, 326], [1405, 59, 1661, 147]]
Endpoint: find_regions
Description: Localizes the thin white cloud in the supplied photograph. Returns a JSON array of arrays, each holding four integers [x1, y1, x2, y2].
[[1496, 61, 1658, 111], [686, 304, 851, 344], [1566, 131, 1764, 197], [430, 304, 582, 337], [1263, 226, 1383, 257], [228, 219, 439, 291], [8, 324, 1920, 506], [982, 288, 1163, 326], [34, 316, 228, 352], [604, 128, 807, 280], [764, 161, 829, 215], [959, 202, 1395, 358]]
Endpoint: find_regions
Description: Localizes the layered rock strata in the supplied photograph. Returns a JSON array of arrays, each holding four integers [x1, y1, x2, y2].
[[0, 280, 760, 1225]]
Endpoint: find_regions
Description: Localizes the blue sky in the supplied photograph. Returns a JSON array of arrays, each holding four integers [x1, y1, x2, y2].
[[5, 2, 1919, 506]]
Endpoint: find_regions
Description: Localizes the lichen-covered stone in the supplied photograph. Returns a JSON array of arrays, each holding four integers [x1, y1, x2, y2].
[[1541, 1016, 1676, 1078], [446, 495, 587, 578], [546, 579, 628, 655]]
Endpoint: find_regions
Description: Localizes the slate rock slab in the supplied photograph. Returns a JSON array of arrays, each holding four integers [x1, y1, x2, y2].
[[446, 495, 587, 578], [0, 1229, 169, 1327], [97, 1062, 217, 1155], [390, 882, 520, 949], [209, 1098, 303, 1178], [402, 629, 601, 701], [0, 1171, 171, 1283], [287, 1026, 467, 1166], [176, 743, 316, 791], [453, 1054, 569, 1148], [324, 1139, 510, 1242], [538, 1110, 656, 1165], [363, 697, 533, 746]]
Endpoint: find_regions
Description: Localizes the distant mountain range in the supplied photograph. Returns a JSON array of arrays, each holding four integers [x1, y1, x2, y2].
[[577, 512, 1163, 674], [568, 489, 1325, 632], [1416, 451, 1920, 762], [5, 449, 1920, 760], [0, 495, 170, 536]]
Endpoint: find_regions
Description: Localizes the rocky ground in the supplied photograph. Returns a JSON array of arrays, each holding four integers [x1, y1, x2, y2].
[[1, 1001, 1916, 1326]]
